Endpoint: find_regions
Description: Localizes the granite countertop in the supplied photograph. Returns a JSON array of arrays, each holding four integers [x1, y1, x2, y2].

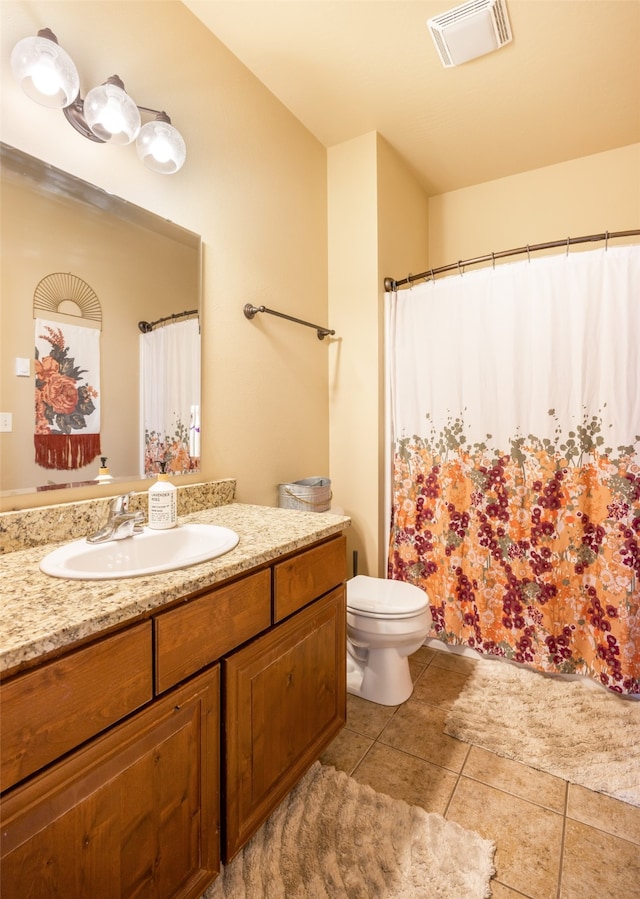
[[0, 503, 350, 675]]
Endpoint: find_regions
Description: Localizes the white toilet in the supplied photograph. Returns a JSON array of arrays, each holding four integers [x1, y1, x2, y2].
[[346, 575, 432, 706]]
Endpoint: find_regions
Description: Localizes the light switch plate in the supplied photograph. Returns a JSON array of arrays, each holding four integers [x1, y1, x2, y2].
[[0, 412, 13, 432], [15, 357, 30, 377]]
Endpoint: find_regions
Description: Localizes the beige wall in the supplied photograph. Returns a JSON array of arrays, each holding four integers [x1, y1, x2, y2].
[[327, 133, 379, 578], [0, 1, 329, 510], [328, 133, 429, 577], [428, 144, 640, 267]]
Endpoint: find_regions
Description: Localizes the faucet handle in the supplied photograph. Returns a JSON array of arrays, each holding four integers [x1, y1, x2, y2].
[[110, 492, 134, 514], [132, 510, 145, 533]]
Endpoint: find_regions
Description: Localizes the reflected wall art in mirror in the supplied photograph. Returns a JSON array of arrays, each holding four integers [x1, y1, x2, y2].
[[0, 143, 202, 496]]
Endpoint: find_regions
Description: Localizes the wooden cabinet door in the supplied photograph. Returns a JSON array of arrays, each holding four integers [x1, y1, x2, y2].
[[1, 667, 220, 899], [224, 586, 346, 861]]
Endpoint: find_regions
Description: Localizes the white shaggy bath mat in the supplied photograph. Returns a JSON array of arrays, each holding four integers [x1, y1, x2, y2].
[[444, 661, 640, 806], [203, 761, 495, 898]]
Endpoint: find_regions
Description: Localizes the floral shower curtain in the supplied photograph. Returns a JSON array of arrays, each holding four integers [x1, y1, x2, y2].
[[140, 317, 201, 476], [386, 246, 640, 695]]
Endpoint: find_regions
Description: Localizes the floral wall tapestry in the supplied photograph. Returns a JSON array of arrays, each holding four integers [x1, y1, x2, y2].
[[34, 319, 101, 470], [140, 317, 200, 476], [386, 246, 640, 695]]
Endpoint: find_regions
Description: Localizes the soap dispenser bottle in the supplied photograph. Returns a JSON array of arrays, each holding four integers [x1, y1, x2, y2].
[[148, 462, 177, 529], [96, 457, 114, 483]]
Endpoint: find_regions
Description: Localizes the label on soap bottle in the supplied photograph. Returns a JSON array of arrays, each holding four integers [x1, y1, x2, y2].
[[148, 475, 177, 529]]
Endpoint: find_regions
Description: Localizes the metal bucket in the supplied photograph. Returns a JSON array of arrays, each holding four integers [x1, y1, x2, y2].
[[278, 477, 332, 513]]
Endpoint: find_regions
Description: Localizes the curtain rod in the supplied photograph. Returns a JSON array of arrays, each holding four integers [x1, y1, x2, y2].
[[138, 308, 198, 332], [383, 229, 640, 292], [243, 303, 335, 340]]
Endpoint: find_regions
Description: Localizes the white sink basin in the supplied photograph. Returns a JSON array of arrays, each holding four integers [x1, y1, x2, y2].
[[40, 523, 240, 580]]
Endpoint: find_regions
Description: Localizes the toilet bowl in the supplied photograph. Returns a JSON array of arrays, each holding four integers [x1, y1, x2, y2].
[[346, 575, 431, 706]]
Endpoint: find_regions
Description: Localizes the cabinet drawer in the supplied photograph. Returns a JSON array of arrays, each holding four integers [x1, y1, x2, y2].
[[273, 535, 346, 622], [1, 622, 152, 793], [155, 569, 271, 693]]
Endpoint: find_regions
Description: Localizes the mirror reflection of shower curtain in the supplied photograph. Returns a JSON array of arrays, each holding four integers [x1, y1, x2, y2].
[[385, 245, 640, 695], [140, 318, 200, 476]]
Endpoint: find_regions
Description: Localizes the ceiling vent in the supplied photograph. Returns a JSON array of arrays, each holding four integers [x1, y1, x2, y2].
[[427, 0, 513, 68]]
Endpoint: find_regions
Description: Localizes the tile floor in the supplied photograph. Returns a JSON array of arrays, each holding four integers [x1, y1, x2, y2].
[[320, 646, 640, 899]]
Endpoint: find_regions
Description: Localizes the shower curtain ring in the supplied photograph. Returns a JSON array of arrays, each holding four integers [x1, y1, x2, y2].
[[491, 252, 495, 269], [408, 273, 413, 289], [430, 269, 435, 283], [566, 237, 570, 257], [526, 245, 531, 263], [605, 230, 609, 251], [458, 261, 464, 277]]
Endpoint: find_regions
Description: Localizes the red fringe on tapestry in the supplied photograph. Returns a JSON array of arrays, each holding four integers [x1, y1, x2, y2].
[[34, 433, 102, 470]]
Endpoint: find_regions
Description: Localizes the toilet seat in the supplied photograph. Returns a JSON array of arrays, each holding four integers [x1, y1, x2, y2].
[[348, 606, 425, 621], [347, 575, 429, 617]]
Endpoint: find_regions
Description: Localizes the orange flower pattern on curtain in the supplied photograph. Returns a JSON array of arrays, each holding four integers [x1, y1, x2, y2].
[[388, 412, 640, 695]]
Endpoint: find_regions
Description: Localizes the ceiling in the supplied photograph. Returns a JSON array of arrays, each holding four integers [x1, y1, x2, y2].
[[183, 0, 640, 195]]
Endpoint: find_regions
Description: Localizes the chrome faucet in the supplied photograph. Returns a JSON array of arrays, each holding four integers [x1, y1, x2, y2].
[[87, 492, 145, 544]]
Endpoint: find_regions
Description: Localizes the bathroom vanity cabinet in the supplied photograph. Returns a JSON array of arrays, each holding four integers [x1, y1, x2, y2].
[[1, 663, 219, 899], [0, 532, 347, 899]]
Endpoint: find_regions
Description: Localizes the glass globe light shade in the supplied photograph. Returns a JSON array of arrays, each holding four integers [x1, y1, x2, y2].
[[136, 116, 186, 174], [83, 77, 140, 145], [10, 29, 79, 109]]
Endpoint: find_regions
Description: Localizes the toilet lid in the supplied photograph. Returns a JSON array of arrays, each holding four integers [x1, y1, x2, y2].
[[347, 575, 429, 616]]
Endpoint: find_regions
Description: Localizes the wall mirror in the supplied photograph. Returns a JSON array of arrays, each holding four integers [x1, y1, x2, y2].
[[0, 143, 202, 496]]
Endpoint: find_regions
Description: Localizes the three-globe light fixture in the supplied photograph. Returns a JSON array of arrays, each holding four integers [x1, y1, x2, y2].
[[10, 28, 186, 174]]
